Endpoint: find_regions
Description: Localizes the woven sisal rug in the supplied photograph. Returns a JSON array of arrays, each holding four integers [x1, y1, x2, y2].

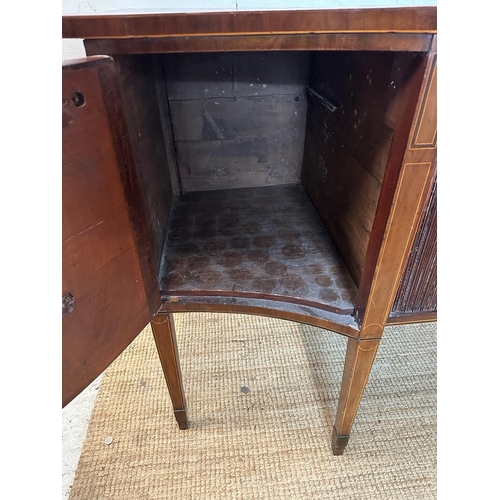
[[69, 313, 436, 499]]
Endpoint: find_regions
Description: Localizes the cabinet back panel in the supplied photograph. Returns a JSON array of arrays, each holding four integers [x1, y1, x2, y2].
[[114, 55, 175, 270], [302, 52, 425, 286], [162, 52, 309, 192]]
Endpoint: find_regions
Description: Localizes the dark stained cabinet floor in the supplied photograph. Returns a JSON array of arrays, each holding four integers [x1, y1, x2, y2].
[[160, 185, 357, 316]]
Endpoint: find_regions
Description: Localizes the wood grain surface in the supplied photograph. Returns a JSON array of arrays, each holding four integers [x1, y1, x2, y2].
[[159, 295, 359, 339], [391, 174, 437, 316], [84, 33, 433, 56], [113, 54, 174, 270], [302, 52, 425, 286], [356, 38, 437, 338], [62, 57, 160, 406], [163, 52, 308, 192], [160, 185, 358, 318], [63, 8, 437, 39], [150, 314, 188, 429], [332, 338, 380, 455]]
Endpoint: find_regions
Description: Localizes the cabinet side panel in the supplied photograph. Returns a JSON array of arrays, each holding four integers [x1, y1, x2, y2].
[[302, 52, 425, 287], [113, 54, 174, 270], [391, 174, 436, 316], [356, 38, 437, 338], [302, 100, 381, 287], [163, 52, 309, 192]]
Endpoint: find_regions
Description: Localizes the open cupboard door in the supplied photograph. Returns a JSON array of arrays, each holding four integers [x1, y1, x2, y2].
[[62, 56, 161, 406]]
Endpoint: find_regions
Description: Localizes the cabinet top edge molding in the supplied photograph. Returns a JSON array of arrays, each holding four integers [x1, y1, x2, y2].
[[62, 7, 437, 40]]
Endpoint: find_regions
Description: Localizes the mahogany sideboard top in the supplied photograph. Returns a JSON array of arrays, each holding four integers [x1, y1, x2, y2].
[[63, 5, 436, 54]]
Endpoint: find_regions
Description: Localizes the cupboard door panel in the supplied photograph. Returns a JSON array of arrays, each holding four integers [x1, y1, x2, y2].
[[62, 56, 160, 406]]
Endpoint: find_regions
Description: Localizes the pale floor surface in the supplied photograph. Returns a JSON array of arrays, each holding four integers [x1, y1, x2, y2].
[[62, 317, 436, 500], [62, 376, 102, 500]]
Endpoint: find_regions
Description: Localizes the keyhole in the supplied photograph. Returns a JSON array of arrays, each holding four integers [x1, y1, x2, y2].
[[72, 91, 85, 108]]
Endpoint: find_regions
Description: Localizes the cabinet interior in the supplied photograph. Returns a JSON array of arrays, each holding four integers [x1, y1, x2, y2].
[[113, 50, 425, 322]]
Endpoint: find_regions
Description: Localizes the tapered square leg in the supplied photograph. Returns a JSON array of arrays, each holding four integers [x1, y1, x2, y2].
[[332, 338, 380, 455], [151, 313, 188, 430]]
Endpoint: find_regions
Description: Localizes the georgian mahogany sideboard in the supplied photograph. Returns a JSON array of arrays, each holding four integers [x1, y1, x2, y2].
[[62, 6, 437, 455]]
